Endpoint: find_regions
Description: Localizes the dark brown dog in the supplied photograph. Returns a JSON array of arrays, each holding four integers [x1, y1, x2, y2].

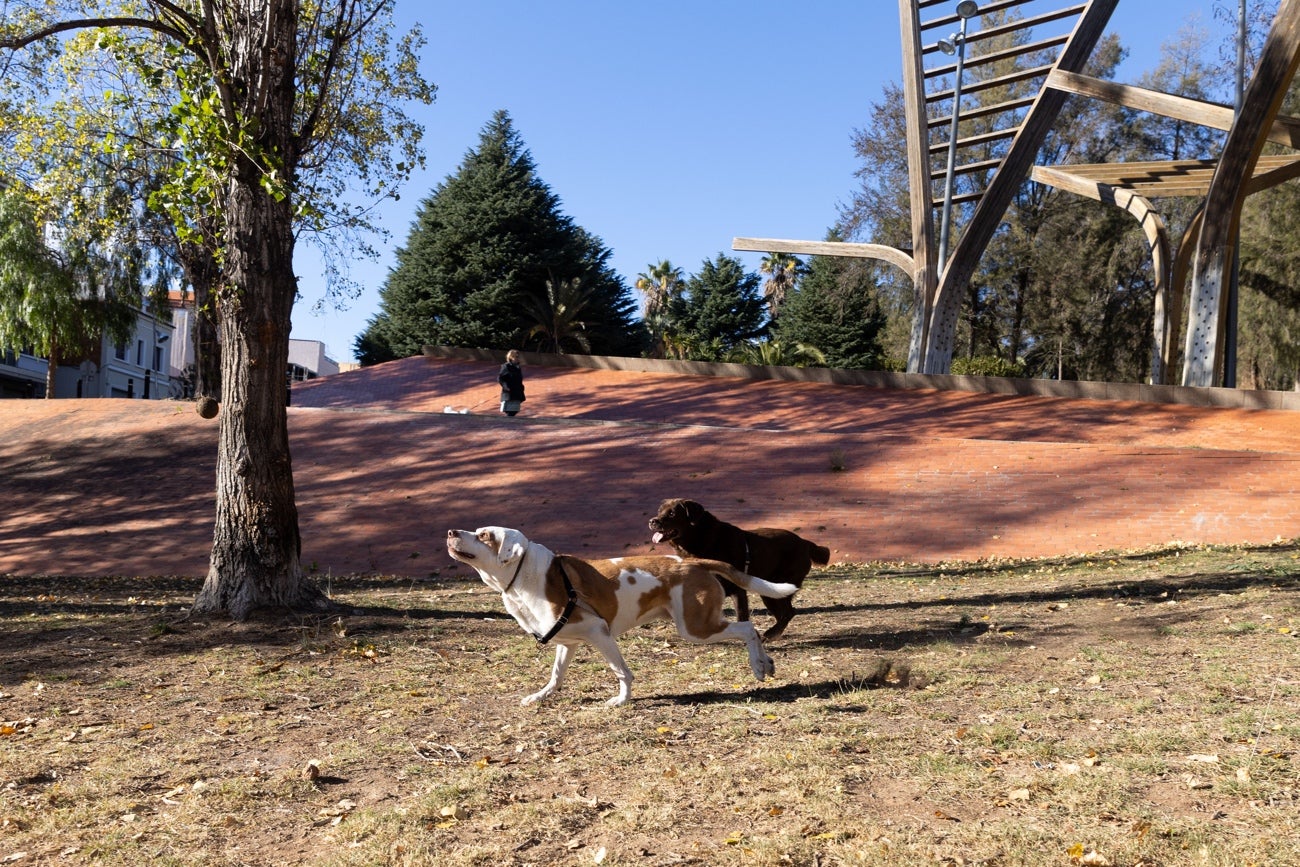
[[648, 498, 830, 640]]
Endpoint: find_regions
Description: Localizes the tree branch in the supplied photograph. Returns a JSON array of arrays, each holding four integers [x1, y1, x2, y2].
[[0, 16, 187, 51]]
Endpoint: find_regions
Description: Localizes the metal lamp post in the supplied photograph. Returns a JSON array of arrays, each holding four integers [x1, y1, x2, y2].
[[936, 0, 980, 273]]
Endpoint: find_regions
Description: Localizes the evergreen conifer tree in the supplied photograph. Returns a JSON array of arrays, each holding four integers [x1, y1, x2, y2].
[[664, 254, 767, 360], [775, 236, 887, 370], [356, 110, 642, 362]]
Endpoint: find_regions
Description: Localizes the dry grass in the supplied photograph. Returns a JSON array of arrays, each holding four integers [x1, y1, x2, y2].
[[3, 542, 1299, 866]]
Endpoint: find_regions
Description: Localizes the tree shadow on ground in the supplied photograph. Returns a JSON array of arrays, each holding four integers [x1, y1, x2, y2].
[[646, 662, 925, 708], [800, 566, 1300, 619]]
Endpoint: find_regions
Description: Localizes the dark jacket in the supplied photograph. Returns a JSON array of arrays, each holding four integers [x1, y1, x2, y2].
[[498, 362, 525, 402]]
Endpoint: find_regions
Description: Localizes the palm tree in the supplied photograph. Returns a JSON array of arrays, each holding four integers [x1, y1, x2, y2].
[[759, 252, 804, 320], [521, 276, 596, 354], [634, 259, 684, 320], [728, 339, 827, 368], [634, 259, 685, 358]]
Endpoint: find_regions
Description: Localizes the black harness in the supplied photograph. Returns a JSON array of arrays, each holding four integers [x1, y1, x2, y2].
[[532, 562, 578, 645], [501, 548, 578, 646]]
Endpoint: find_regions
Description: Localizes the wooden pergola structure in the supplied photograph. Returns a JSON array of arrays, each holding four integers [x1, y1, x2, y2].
[[736, 0, 1300, 386]]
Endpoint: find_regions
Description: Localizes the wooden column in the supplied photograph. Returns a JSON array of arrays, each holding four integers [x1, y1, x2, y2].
[[1183, 0, 1300, 387], [899, 0, 941, 373]]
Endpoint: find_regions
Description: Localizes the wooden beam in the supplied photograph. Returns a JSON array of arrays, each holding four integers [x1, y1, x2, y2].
[[929, 157, 1003, 181], [923, 4, 1088, 54], [1244, 155, 1300, 193], [926, 34, 1070, 80], [927, 125, 1019, 155], [927, 64, 1055, 104], [921, 0, 1040, 31], [928, 95, 1037, 127], [1047, 69, 1300, 148], [1032, 155, 1300, 198], [732, 237, 916, 276], [930, 189, 986, 207]]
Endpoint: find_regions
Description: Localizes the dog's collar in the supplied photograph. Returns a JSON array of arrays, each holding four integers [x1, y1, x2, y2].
[[743, 538, 751, 574], [501, 545, 528, 594], [533, 560, 579, 645]]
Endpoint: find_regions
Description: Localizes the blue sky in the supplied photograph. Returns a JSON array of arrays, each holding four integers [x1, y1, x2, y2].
[[290, 0, 1238, 362]]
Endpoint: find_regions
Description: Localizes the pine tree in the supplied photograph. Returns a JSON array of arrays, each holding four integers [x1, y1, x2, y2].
[[664, 254, 767, 360], [356, 110, 642, 363], [774, 234, 887, 370]]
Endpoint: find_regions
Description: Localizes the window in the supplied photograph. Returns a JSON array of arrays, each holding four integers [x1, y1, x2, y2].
[[136, 340, 144, 366], [115, 342, 127, 361]]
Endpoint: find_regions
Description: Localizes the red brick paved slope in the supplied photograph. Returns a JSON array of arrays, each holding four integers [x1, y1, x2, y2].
[[3, 354, 1298, 578]]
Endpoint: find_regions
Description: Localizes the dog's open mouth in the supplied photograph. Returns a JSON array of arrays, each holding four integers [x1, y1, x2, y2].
[[649, 523, 676, 545]]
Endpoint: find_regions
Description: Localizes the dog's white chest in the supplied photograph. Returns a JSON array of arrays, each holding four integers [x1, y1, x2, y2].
[[500, 593, 557, 637]]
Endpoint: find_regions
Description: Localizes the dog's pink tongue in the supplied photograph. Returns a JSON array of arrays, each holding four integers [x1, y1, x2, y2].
[[652, 531, 665, 544]]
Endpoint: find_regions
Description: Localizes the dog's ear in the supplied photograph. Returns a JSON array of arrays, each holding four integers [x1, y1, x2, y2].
[[683, 500, 705, 525], [497, 528, 529, 566]]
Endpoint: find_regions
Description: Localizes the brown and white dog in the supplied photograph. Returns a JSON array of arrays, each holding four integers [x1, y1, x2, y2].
[[649, 498, 831, 640], [446, 526, 797, 707]]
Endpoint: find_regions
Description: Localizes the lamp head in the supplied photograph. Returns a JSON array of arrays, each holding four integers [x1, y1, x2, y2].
[[938, 37, 958, 55], [956, 0, 980, 18]]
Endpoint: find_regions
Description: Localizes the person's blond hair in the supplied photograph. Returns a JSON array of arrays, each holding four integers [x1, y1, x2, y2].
[[506, 349, 522, 364]]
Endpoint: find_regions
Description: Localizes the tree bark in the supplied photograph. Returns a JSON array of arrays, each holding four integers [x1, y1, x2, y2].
[[191, 0, 332, 620]]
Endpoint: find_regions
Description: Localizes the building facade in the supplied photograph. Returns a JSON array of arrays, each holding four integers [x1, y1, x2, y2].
[[1, 307, 175, 399]]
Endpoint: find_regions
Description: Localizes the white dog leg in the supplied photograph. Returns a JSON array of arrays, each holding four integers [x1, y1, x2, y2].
[[586, 632, 635, 707], [522, 644, 573, 705], [673, 618, 776, 682], [724, 622, 776, 681]]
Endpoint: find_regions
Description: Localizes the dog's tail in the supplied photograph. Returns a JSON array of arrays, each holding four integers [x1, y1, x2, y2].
[[807, 540, 831, 566], [712, 563, 798, 598]]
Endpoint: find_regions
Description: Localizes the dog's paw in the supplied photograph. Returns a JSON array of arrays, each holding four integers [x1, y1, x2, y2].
[[751, 655, 776, 681], [521, 688, 553, 706], [604, 694, 629, 708]]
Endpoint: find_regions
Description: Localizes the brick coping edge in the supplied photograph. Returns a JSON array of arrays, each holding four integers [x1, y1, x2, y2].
[[423, 345, 1300, 412]]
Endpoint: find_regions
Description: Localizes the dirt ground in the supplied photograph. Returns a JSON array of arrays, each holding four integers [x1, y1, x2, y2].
[[4, 360, 1300, 863], [2, 543, 1298, 866]]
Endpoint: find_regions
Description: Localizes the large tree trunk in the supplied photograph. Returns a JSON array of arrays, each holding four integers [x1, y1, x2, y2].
[[191, 0, 332, 620]]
